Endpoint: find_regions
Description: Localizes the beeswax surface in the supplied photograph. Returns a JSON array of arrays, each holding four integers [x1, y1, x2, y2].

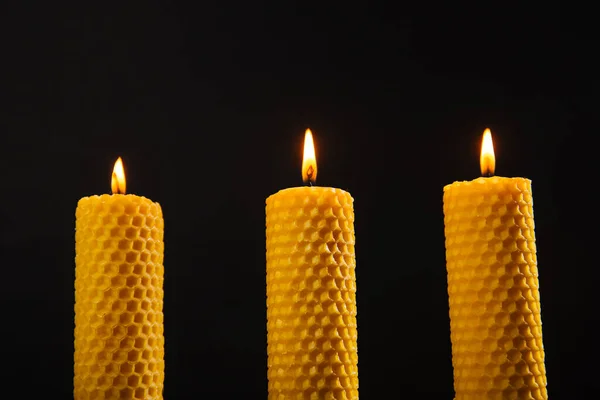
[[75, 194, 165, 400], [266, 187, 358, 400], [443, 177, 547, 400]]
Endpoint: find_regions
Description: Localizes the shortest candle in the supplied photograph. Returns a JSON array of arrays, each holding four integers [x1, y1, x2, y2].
[[443, 129, 547, 399], [266, 129, 359, 400], [75, 157, 165, 400]]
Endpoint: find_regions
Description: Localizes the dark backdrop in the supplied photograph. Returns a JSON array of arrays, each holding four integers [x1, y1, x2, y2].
[[1, 2, 596, 399]]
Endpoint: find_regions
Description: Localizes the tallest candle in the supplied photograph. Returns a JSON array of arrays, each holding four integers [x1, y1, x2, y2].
[[75, 157, 165, 400], [443, 129, 547, 399], [266, 129, 359, 400]]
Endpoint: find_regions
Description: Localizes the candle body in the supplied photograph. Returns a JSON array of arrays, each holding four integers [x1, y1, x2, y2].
[[266, 187, 358, 400], [443, 177, 547, 399], [75, 194, 165, 400]]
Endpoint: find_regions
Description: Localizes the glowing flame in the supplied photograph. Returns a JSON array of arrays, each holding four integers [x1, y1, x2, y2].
[[111, 157, 126, 194], [302, 129, 317, 184], [480, 128, 496, 176]]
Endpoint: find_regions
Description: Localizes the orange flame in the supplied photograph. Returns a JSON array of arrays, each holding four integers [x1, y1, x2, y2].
[[480, 128, 495, 176], [302, 129, 317, 184], [111, 157, 126, 194]]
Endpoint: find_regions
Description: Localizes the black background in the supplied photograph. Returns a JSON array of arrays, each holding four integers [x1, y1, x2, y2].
[[1, 2, 597, 399]]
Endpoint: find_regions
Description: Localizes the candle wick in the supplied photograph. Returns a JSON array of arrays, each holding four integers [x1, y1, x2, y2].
[[482, 172, 494, 178], [305, 165, 315, 187]]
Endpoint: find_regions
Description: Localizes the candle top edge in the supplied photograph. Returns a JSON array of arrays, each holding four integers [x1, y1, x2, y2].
[[443, 176, 531, 191], [267, 186, 353, 201], [77, 193, 160, 206]]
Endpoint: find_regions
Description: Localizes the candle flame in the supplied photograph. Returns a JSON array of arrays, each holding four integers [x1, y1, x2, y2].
[[480, 128, 496, 177], [111, 157, 126, 194], [302, 129, 317, 184]]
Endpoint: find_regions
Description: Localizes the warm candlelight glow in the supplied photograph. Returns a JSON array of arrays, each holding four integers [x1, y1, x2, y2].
[[302, 129, 317, 184], [111, 157, 126, 194], [480, 128, 496, 177]]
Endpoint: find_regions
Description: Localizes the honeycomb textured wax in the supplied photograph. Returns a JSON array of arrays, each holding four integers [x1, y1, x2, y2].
[[443, 177, 547, 400], [75, 194, 165, 400], [266, 187, 359, 400]]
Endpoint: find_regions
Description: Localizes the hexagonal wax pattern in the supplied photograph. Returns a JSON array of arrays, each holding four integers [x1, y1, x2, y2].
[[443, 177, 547, 399], [75, 194, 164, 400], [266, 187, 359, 400]]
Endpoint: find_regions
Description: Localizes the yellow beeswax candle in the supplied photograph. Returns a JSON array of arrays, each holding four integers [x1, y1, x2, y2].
[[75, 157, 165, 400], [265, 129, 359, 400], [443, 129, 547, 399]]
